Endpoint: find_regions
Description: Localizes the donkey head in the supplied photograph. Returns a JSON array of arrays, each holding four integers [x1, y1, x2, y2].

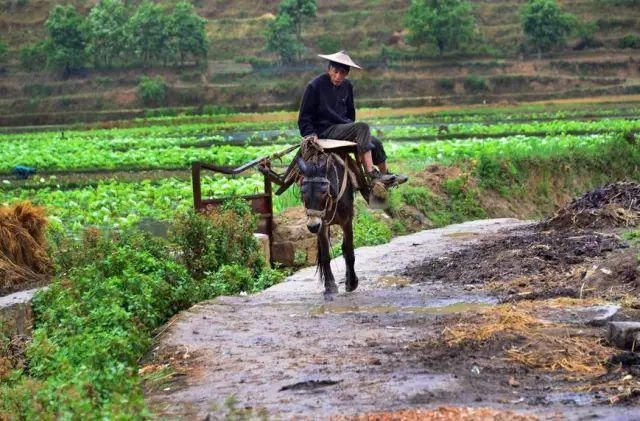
[[297, 156, 330, 234]]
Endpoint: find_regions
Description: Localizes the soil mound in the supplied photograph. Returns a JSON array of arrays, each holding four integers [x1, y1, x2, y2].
[[0, 201, 51, 296], [543, 182, 640, 230], [404, 228, 623, 288]]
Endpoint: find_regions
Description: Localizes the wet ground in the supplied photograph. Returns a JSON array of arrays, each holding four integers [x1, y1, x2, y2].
[[144, 219, 640, 420]]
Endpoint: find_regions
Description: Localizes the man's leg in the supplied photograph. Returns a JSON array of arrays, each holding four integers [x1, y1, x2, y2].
[[320, 122, 394, 183], [371, 136, 408, 184]]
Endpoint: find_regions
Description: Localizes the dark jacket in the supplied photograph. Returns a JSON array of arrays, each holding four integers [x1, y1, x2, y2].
[[298, 73, 356, 137]]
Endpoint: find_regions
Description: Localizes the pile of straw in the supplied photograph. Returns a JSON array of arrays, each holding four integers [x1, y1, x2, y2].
[[441, 300, 613, 378], [0, 201, 50, 295]]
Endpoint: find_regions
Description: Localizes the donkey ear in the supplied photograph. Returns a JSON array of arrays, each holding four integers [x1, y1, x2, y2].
[[296, 156, 308, 174]]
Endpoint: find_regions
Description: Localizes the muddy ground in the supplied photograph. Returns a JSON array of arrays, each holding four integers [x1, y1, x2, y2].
[[144, 217, 640, 420]]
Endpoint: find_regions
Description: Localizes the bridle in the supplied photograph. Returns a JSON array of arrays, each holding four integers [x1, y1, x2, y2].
[[301, 154, 349, 225]]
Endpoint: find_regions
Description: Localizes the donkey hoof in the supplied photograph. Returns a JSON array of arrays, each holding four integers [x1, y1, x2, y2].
[[323, 291, 336, 301], [345, 278, 359, 292]]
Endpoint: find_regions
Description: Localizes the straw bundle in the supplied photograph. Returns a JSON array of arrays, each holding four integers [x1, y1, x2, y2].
[[0, 201, 50, 294]]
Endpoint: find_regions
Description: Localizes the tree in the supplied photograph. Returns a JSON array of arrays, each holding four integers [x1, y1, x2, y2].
[[521, 0, 575, 55], [168, 1, 208, 65], [405, 0, 476, 55], [264, 14, 303, 63], [277, 0, 316, 43], [128, 1, 170, 66], [45, 5, 87, 77], [85, 0, 128, 68]]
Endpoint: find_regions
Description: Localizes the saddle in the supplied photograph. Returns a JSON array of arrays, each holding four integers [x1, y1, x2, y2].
[[278, 138, 392, 208]]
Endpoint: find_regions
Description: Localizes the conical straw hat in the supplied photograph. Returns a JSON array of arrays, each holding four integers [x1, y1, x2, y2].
[[317, 50, 362, 69]]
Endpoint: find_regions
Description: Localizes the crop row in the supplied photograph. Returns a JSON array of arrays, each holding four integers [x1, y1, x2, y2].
[[1, 132, 621, 232], [1, 118, 636, 174]]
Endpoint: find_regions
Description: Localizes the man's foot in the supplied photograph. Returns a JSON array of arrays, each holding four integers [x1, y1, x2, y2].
[[367, 168, 396, 185], [386, 172, 408, 185]]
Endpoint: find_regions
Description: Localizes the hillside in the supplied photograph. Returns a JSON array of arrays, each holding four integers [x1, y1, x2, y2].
[[0, 0, 639, 125]]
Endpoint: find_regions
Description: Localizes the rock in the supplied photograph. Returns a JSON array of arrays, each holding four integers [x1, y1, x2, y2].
[[607, 321, 640, 350], [0, 288, 40, 338], [537, 305, 620, 326], [253, 233, 270, 267]]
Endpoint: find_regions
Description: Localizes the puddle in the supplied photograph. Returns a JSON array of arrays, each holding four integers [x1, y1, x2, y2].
[[376, 275, 412, 287], [443, 231, 480, 240], [309, 301, 492, 316], [545, 392, 595, 406]]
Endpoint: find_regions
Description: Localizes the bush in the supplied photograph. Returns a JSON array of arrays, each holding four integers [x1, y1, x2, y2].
[[437, 78, 455, 91], [137, 75, 167, 106], [0, 41, 7, 68], [619, 33, 640, 49], [316, 34, 341, 53], [19, 41, 48, 72], [171, 200, 262, 281], [463, 75, 488, 92]]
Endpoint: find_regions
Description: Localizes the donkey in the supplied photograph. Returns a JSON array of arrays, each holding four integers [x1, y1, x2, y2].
[[296, 152, 358, 300]]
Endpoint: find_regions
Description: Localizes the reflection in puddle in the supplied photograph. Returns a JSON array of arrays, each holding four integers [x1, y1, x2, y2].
[[376, 275, 412, 287], [310, 301, 491, 316]]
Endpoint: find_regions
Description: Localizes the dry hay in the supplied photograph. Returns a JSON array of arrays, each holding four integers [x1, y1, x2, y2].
[[0, 201, 50, 295], [441, 299, 614, 379], [544, 182, 640, 230], [333, 406, 538, 421]]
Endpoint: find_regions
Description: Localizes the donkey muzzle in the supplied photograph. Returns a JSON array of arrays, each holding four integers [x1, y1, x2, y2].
[[306, 216, 322, 233]]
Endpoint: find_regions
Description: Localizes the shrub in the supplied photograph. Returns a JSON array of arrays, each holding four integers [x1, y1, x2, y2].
[[437, 78, 455, 91], [619, 33, 640, 49], [316, 34, 341, 53], [19, 41, 48, 72], [171, 200, 262, 281], [0, 41, 7, 68], [463, 75, 488, 92], [137, 75, 167, 106]]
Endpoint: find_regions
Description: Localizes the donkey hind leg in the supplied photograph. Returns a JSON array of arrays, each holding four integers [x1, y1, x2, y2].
[[342, 218, 359, 292], [318, 224, 338, 300]]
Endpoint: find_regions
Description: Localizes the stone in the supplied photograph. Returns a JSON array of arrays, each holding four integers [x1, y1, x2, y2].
[[0, 287, 41, 338], [253, 233, 270, 267], [607, 321, 640, 350]]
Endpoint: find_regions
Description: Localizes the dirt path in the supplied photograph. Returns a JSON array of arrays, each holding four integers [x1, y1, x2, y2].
[[145, 219, 639, 420]]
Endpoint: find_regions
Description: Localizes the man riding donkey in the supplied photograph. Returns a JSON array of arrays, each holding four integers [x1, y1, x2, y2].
[[297, 50, 408, 194]]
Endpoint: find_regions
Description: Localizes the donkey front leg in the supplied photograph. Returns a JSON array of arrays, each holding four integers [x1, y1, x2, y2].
[[318, 224, 338, 300], [342, 219, 359, 292]]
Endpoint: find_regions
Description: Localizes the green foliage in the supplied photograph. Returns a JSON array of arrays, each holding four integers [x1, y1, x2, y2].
[[168, 0, 208, 65], [316, 34, 341, 53], [619, 33, 640, 49], [137, 75, 168, 106], [171, 202, 262, 281], [405, 0, 476, 55], [521, 0, 576, 54], [353, 210, 392, 248], [45, 4, 87, 76], [277, 0, 317, 42], [264, 14, 304, 63], [265, 0, 316, 62], [463, 75, 488, 92], [128, 0, 170, 66], [19, 41, 48, 72], [437, 78, 455, 91], [85, 0, 127, 68], [0, 40, 7, 67]]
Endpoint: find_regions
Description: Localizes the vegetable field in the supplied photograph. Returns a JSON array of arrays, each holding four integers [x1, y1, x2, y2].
[[1, 102, 639, 233]]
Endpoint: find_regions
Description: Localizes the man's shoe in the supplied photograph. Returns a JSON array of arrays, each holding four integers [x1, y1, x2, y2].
[[387, 172, 408, 185], [367, 169, 396, 185]]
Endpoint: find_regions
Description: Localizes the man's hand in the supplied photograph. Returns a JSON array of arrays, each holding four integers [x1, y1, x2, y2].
[[303, 134, 318, 143]]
